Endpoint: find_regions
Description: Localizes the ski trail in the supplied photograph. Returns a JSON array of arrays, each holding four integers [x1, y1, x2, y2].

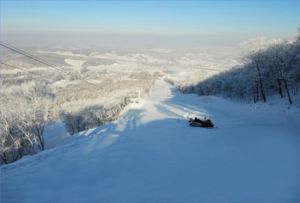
[[2, 78, 300, 203]]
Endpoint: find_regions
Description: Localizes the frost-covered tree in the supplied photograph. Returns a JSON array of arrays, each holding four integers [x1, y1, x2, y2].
[[179, 37, 300, 103], [0, 81, 52, 164]]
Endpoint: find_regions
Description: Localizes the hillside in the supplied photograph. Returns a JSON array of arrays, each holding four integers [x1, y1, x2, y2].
[[1, 79, 300, 203], [179, 38, 300, 103]]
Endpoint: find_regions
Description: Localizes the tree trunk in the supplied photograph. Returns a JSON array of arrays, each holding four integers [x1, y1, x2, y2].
[[256, 64, 267, 102], [253, 82, 259, 103], [253, 86, 256, 103], [34, 125, 45, 151], [3, 151, 8, 164], [283, 79, 293, 104], [277, 78, 283, 98]]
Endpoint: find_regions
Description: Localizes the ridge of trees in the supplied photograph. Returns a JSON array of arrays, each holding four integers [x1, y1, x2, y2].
[[179, 36, 300, 103]]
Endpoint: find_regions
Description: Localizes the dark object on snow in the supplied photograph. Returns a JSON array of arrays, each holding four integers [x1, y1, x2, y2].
[[189, 117, 214, 128]]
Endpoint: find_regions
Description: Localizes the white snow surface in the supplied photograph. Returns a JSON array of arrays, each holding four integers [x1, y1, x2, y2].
[[1, 79, 300, 203]]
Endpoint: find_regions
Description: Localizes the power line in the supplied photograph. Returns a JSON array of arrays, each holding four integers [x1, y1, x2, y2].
[[0, 41, 74, 76], [1, 61, 97, 87], [0, 42, 98, 87], [0, 61, 53, 82], [0, 42, 56, 68], [0, 61, 23, 70]]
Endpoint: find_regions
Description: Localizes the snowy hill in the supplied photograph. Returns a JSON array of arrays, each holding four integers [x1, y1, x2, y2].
[[1, 79, 300, 203]]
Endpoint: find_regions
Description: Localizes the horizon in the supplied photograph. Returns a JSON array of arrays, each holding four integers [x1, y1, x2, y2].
[[1, 0, 299, 49]]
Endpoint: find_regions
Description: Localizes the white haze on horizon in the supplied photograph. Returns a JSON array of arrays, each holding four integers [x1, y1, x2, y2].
[[2, 29, 296, 53]]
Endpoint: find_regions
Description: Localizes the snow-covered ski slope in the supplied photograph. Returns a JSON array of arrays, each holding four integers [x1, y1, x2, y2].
[[1, 79, 300, 203]]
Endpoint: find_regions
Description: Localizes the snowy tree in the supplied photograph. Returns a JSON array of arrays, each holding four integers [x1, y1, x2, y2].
[[0, 81, 53, 164], [180, 37, 300, 103]]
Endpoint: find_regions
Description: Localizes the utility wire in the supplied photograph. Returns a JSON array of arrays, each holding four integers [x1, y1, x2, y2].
[[0, 41, 74, 76], [1, 59, 97, 87], [0, 61, 23, 70], [0, 61, 53, 82], [0, 42, 98, 86], [0, 42, 56, 67]]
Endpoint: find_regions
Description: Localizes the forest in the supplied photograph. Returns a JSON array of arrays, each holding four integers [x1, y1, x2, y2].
[[179, 36, 300, 104], [0, 48, 156, 164]]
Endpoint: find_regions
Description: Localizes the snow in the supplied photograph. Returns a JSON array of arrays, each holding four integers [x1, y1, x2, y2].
[[1, 79, 300, 203], [43, 122, 69, 149], [64, 59, 85, 70], [37, 50, 86, 57]]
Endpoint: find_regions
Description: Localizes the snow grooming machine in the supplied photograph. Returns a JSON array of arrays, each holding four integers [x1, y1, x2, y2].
[[189, 117, 214, 128]]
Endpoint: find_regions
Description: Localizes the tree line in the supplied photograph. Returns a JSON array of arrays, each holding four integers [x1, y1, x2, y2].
[[179, 36, 300, 103]]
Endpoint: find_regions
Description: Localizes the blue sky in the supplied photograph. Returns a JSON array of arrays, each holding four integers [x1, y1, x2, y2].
[[2, 0, 299, 36], [1, 0, 299, 47]]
